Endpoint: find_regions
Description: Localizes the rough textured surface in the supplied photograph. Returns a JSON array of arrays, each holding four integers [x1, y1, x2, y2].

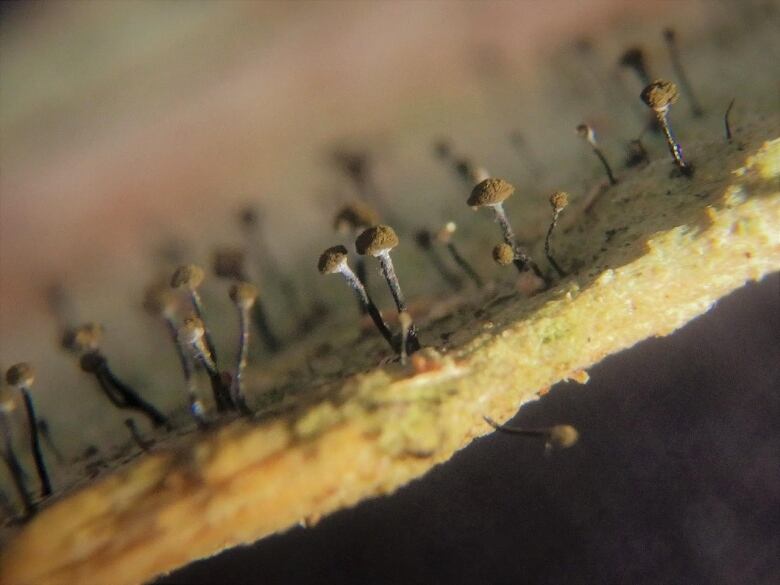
[[1, 129, 778, 585]]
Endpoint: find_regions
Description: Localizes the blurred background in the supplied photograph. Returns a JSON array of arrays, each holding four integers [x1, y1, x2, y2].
[[0, 1, 778, 583]]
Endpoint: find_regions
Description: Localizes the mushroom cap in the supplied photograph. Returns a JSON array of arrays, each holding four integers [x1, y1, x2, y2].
[[63, 323, 103, 353], [171, 264, 205, 289], [229, 281, 258, 309], [414, 229, 433, 249], [436, 221, 457, 244], [492, 243, 515, 266], [333, 202, 380, 234], [546, 425, 579, 450], [0, 388, 16, 413], [640, 80, 679, 111], [317, 245, 349, 274], [213, 248, 246, 280], [549, 191, 569, 212], [238, 206, 259, 230], [178, 316, 205, 345], [143, 284, 178, 317], [355, 225, 399, 256], [576, 123, 595, 142], [619, 46, 645, 68], [6, 363, 35, 388], [468, 178, 514, 207]]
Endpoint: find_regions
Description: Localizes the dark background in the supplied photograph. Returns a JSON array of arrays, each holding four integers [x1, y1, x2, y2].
[[159, 273, 779, 585]]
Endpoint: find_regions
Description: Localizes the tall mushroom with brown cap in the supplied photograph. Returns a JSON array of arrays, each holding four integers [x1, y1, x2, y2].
[[355, 226, 421, 354], [144, 284, 207, 427], [318, 245, 394, 350], [229, 282, 257, 415], [6, 364, 51, 498], [468, 179, 545, 280], [171, 264, 221, 361], [641, 79, 692, 175], [178, 316, 232, 413]]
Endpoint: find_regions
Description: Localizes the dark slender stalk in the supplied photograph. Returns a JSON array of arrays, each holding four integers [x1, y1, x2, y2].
[[232, 307, 253, 416], [724, 99, 735, 142], [544, 215, 567, 278], [377, 252, 420, 353], [445, 242, 483, 288], [124, 419, 152, 451], [657, 112, 691, 175], [340, 266, 395, 348], [252, 302, 281, 354], [36, 419, 64, 464], [593, 147, 618, 185], [20, 389, 51, 497], [189, 290, 219, 363], [84, 352, 170, 428], [1, 417, 34, 517]]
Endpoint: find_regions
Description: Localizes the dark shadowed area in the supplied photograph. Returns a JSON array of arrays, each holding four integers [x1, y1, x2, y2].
[[160, 275, 779, 585]]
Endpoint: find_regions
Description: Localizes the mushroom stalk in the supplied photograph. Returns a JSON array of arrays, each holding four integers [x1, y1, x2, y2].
[[337, 264, 395, 348], [1, 413, 34, 517], [376, 250, 421, 352], [19, 388, 51, 497]]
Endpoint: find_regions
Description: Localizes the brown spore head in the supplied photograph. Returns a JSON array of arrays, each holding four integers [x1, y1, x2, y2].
[[436, 222, 457, 244], [143, 284, 178, 318], [178, 316, 206, 345], [318, 245, 349, 275], [492, 243, 515, 266], [414, 230, 433, 249], [171, 264, 205, 290], [229, 282, 258, 310], [238, 206, 259, 230], [619, 46, 646, 69], [213, 248, 246, 280], [641, 80, 679, 111], [546, 425, 579, 450], [63, 323, 103, 353], [333, 202, 380, 234], [576, 123, 595, 143], [549, 191, 569, 213], [355, 225, 399, 256], [0, 388, 16, 413], [468, 178, 514, 207], [6, 363, 35, 388]]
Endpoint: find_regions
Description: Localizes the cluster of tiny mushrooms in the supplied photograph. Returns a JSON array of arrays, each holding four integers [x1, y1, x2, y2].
[[2, 29, 725, 522]]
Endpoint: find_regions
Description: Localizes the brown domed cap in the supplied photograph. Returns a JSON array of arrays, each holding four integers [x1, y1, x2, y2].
[[547, 425, 579, 449], [143, 284, 178, 317], [468, 178, 514, 207], [6, 363, 35, 388], [0, 388, 16, 413], [229, 282, 258, 309], [63, 323, 103, 352], [178, 316, 205, 345], [213, 248, 246, 280], [549, 191, 569, 212], [333, 202, 380, 234], [171, 264, 205, 289], [619, 47, 645, 68], [492, 243, 515, 266], [318, 245, 349, 274], [640, 80, 679, 111], [576, 123, 595, 142], [355, 225, 399, 256], [436, 221, 457, 244]]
